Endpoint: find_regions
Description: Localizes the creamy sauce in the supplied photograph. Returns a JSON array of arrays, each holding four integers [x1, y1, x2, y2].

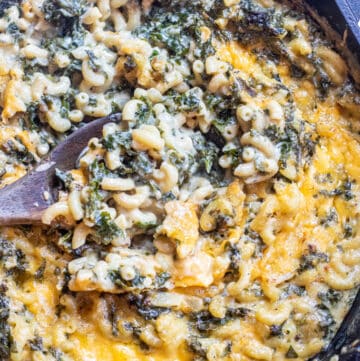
[[0, 1, 359, 361]]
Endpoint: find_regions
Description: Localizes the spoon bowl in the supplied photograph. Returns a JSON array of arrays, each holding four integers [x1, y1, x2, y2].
[[0, 113, 120, 225]]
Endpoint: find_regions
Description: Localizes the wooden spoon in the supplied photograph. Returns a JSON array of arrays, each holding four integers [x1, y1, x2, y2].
[[0, 113, 121, 225]]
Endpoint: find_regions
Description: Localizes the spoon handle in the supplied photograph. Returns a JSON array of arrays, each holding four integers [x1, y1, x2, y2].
[[0, 166, 54, 225]]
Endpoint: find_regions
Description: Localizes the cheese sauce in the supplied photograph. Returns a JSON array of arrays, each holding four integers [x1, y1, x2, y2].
[[0, 1, 359, 361]]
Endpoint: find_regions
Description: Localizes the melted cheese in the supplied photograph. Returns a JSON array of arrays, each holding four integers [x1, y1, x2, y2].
[[1, 1, 360, 361]]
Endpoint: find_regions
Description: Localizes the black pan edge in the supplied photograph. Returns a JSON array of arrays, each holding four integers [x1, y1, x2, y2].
[[304, 1, 360, 361], [0, 0, 359, 360], [306, 0, 360, 84]]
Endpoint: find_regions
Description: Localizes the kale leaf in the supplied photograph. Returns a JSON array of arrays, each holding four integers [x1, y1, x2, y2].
[[318, 289, 342, 308], [102, 131, 132, 151], [298, 248, 329, 273], [0, 287, 11, 359], [127, 293, 169, 320], [43, 0, 87, 26], [93, 211, 124, 245], [192, 132, 220, 174], [0, 0, 19, 17], [42, 0, 87, 45], [55, 168, 73, 190]]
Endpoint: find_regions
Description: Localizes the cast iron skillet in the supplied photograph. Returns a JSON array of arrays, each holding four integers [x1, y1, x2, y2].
[[306, 2, 360, 360], [308, 0, 360, 71], [0, 0, 359, 360]]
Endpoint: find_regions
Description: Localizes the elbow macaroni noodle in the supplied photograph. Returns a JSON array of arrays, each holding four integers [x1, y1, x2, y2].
[[0, 0, 359, 361]]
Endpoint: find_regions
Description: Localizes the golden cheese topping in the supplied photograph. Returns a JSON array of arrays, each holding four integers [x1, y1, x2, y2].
[[0, 1, 359, 361]]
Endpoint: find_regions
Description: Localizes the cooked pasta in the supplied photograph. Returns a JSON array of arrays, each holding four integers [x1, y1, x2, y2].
[[0, 0, 359, 361]]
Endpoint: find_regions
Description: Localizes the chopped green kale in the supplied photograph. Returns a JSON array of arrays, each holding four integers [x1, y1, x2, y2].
[[86, 50, 101, 72], [93, 211, 123, 245], [135, 1, 216, 60], [316, 304, 335, 338], [26, 102, 41, 131], [298, 248, 329, 273], [191, 308, 249, 333], [43, 0, 87, 28], [29, 336, 44, 351], [188, 337, 207, 358], [0, 238, 28, 280], [319, 208, 338, 228], [127, 293, 169, 320], [192, 132, 220, 174], [173, 88, 202, 113], [42, 0, 87, 47], [1, 138, 35, 165], [134, 220, 158, 230], [0, 286, 11, 359], [7, 22, 22, 42], [55, 168, 74, 190], [318, 289, 342, 308], [49, 347, 64, 361], [102, 131, 132, 151], [134, 99, 155, 126], [132, 152, 155, 178], [154, 272, 171, 287], [0, 0, 19, 17], [318, 179, 354, 200], [109, 269, 145, 289], [34, 261, 46, 281], [282, 284, 306, 297]]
